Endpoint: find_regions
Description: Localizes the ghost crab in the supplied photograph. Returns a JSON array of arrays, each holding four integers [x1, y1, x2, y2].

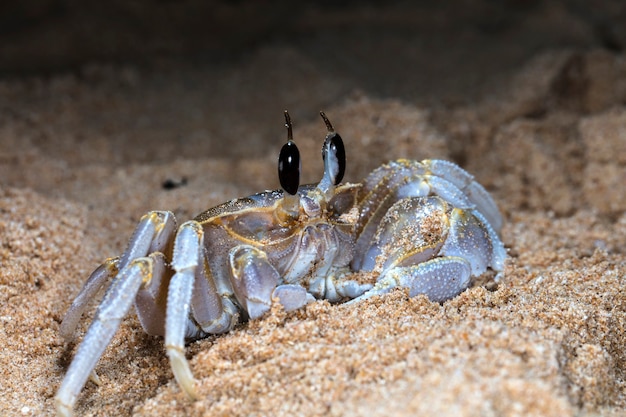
[[55, 111, 506, 416]]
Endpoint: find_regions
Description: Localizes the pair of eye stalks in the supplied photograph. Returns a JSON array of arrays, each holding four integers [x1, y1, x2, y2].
[[277, 111, 346, 197]]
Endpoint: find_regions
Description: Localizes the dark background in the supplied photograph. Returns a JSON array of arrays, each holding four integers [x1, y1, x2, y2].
[[2, 0, 625, 166], [2, 1, 625, 96]]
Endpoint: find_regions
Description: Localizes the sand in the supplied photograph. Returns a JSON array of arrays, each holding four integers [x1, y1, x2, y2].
[[1, 4, 625, 417]]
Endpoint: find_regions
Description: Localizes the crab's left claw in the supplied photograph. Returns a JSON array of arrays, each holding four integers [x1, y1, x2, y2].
[[348, 256, 472, 304], [348, 194, 505, 304]]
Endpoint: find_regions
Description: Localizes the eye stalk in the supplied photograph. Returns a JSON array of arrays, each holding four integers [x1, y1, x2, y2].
[[276, 111, 301, 221], [278, 111, 301, 195], [318, 111, 346, 196]]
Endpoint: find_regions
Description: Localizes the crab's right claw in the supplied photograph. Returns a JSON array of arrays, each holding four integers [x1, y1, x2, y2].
[[229, 245, 281, 319]]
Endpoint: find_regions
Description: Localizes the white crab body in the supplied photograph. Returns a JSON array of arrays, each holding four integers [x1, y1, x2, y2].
[[55, 112, 506, 417]]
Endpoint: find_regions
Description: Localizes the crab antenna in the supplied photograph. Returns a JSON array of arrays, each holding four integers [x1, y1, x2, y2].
[[317, 111, 346, 198], [277, 110, 301, 219]]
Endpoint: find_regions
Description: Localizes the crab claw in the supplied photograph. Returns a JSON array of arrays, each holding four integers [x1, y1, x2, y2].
[[229, 245, 281, 319]]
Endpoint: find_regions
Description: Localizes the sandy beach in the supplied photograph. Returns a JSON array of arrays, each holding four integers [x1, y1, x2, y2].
[[0, 2, 624, 416]]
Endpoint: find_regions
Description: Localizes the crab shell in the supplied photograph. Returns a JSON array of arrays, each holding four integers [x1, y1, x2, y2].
[[193, 183, 359, 320]]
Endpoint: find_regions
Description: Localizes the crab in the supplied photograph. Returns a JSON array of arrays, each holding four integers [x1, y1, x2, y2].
[[55, 111, 506, 416]]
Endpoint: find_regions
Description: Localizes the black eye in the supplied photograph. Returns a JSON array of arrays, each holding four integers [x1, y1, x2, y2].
[[330, 133, 345, 184], [322, 133, 346, 185], [319, 111, 346, 185], [278, 140, 300, 195]]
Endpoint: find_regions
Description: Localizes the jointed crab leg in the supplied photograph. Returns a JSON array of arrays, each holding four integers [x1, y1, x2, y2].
[[55, 211, 176, 416], [55, 255, 161, 417], [134, 252, 168, 335], [58, 211, 176, 341], [58, 258, 119, 341], [164, 221, 205, 400], [189, 258, 238, 335]]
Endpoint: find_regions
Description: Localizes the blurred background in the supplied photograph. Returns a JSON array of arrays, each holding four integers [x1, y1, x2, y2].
[[1, 0, 624, 161], [0, 0, 625, 218]]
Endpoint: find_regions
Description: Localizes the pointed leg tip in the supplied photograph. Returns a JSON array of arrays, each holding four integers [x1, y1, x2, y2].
[[88, 370, 102, 386], [55, 397, 74, 417], [185, 385, 199, 401], [167, 347, 199, 401]]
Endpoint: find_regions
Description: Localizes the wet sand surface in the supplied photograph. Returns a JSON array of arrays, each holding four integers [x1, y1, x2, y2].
[[0, 3, 625, 416]]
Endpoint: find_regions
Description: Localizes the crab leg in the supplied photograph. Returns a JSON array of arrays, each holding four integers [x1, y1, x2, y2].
[[58, 258, 119, 341], [58, 211, 176, 341], [134, 252, 168, 335], [55, 255, 162, 417], [190, 258, 239, 334], [56, 211, 176, 416], [164, 221, 205, 400]]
